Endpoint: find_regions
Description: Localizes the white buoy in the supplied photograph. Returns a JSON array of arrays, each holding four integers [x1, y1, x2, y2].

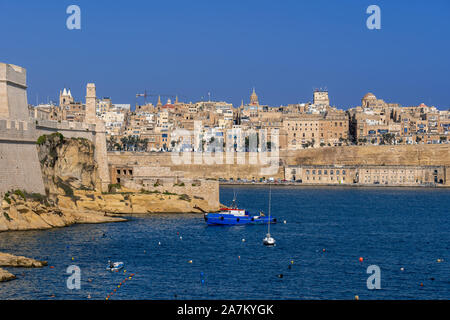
[[242, 238, 245, 242]]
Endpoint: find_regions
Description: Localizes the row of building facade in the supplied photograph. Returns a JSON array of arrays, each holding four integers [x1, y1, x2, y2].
[[284, 165, 449, 186], [28, 87, 450, 152]]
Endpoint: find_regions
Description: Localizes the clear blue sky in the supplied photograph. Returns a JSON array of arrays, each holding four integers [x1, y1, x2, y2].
[[1, 0, 449, 109]]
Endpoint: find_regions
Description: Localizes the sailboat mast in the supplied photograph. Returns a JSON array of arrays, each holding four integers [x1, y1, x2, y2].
[[268, 184, 271, 234]]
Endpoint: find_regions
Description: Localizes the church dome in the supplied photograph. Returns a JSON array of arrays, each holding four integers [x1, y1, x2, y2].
[[363, 92, 377, 100]]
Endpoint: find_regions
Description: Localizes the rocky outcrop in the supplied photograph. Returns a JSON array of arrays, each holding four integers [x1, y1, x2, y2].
[[56, 188, 218, 214], [0, 268, 15, 282], [0, 252, 48, 282], [0, 192, 126, 232], [0, 252, 47, 268], [37, 133, 98, 200]]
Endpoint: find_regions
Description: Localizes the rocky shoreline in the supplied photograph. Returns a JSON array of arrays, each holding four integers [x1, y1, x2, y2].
[[0, 191, 127, 232], [0, 252, 47, 282]]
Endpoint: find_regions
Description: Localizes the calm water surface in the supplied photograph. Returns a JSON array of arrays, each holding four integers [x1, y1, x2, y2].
[[0, 186, 449, 300]]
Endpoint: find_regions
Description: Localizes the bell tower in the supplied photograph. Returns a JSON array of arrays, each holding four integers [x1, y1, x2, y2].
[[85, 83, 96, 124]]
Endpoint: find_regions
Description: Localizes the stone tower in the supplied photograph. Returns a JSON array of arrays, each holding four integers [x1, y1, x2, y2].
[[0, 63, 29, 120], [0, 62, 45, 195], [85, 83, 96, 124], [313, 90, 330, 109]]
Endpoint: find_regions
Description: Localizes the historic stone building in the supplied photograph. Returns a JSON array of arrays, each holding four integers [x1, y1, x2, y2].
[[284, 165, 448, 186]]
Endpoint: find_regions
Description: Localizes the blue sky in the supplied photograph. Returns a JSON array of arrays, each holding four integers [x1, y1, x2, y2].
[[1, 0, 449, 109]]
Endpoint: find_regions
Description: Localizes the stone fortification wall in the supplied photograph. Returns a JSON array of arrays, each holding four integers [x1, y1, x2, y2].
[[0, 120, 45, 195], [108, 143, 450, 181], [108, 152, 284, 180], [0, 63, 45, 195]]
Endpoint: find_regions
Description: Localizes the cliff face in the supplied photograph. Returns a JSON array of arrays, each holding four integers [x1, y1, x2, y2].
[[0, 134, 125, 232], [1, 134, 217, 233], [37, 133, 98, 199]]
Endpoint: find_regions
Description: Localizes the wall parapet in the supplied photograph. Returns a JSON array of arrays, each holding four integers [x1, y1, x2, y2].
[[36, 119, 96, 132], [0, 118, 36, 142]]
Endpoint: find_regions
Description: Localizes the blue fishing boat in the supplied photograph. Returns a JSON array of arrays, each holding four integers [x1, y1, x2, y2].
[[204, 194, 276, 226], [205, 193, 277, 226], [204, 209, 276, 226]]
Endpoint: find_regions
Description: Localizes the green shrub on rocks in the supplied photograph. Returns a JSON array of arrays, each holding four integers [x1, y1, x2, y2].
[[140, 189, 160, 194], [3, 190, 49, 206], [173, 182, 185, 187], [3, 194, 11, 205], [13, 189, 26, 200], [179, 194, 191, 201], [3, 212, 12, 222], [36, 135, 46, 145], [37, 132, 64, 145], [108, 183, 121, 193]]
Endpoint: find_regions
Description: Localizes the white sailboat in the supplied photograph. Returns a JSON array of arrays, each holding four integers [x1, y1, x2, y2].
[[263, 185, 276, 246]]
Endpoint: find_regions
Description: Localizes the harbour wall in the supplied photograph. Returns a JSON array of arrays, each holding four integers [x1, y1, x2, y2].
[[107, 144, 450, 182]]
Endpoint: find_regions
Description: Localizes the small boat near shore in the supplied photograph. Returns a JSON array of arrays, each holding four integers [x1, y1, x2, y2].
[[204, 192, 276, 226], [107, 261, 124, 272], [263, 185, 276, 246], [204, 208, 277, 226]]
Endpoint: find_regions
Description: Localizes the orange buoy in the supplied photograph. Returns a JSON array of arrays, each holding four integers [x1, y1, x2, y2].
[[359, 257, 364, 262]]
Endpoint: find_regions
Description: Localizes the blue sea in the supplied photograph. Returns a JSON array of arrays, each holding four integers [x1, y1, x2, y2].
[[0, 186, 449, 300]]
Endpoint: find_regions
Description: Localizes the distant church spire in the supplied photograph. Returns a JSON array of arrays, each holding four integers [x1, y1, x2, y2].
[[157, 95, 162, 107], [250, 87, 259, 106]]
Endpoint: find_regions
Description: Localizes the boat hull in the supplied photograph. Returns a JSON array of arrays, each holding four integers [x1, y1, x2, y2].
[[204, 213, 276, 226]]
